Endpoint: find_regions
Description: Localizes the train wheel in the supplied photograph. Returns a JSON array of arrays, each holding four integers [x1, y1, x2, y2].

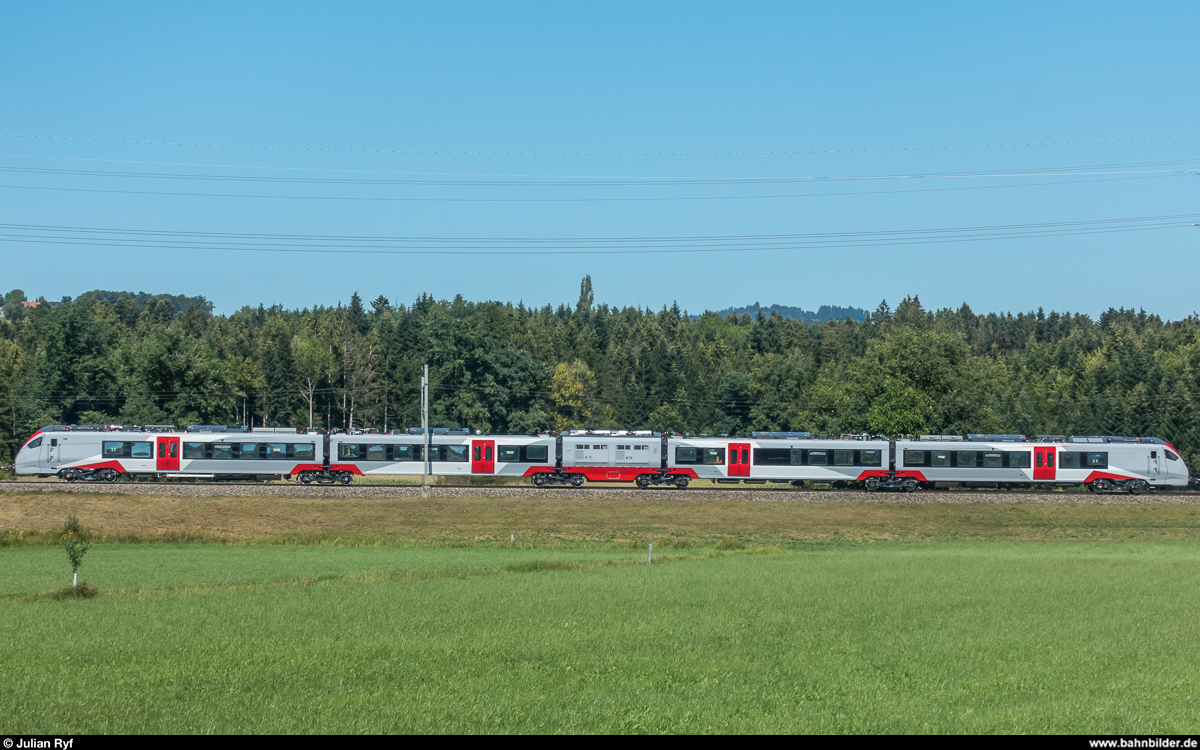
[[674, 476, 689, 490], [635, 475, 651, 489], [570, 475, 585, 488], [299, 472, 313, 485], [339, 473, 353, 485], [60, 470, 76, 483], [1090, 479, 1113, 493], [864, 477, 881, 492], [1126, 480, 1149, 495], [100, 469, 119, 484], [903, 478, 918, 493], [531, 474, 547, 488]]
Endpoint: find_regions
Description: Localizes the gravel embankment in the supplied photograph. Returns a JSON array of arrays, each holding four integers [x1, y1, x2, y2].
[[0, 480, 1195, 504]]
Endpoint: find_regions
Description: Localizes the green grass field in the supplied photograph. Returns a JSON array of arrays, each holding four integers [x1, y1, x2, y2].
[[4, 538, 1200, 733]]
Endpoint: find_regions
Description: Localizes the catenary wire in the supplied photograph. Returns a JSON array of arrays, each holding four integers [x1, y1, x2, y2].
[[0, 158, 1196, 186], [2, 131, 1199, 156], [0, 172, 1185, 204], [0, 215, 1194, 256]]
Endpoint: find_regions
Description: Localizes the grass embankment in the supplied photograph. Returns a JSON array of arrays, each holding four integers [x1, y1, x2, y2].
[[5, 492, 1200, 732], [4, 490, 1200, 546]]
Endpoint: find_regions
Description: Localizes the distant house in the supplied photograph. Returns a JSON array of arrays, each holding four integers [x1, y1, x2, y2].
[[0, 296, 71, 319]]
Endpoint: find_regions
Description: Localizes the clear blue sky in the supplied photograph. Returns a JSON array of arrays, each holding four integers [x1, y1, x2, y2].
[[1, 2, 1198, 317]]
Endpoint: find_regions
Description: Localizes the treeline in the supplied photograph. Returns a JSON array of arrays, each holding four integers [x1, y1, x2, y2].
[[1, 279, 1198, 471]]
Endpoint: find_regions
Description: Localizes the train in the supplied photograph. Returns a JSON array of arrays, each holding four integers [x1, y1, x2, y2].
[[10, 424, 1190, 493]]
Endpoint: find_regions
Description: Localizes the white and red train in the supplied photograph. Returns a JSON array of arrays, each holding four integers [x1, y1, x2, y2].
[[11, 424, 1190, 493]]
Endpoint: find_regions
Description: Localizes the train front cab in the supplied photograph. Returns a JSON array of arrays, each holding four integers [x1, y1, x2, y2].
[[895, 436, 1189, 493], [13, 429, 50, 476]]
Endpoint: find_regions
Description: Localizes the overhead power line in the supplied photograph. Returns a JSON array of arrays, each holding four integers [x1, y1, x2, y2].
[[0, 158, 1194, 186], [1, 132, 1198, 156], [0, 172, 1182, 203], [0, 214, 1195, 256]]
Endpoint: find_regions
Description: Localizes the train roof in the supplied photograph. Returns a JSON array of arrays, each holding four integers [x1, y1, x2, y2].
[[29, 424, 1174, 446]]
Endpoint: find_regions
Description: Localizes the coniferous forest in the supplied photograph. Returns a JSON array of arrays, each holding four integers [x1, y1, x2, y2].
[[1, 278, 1197, 471]]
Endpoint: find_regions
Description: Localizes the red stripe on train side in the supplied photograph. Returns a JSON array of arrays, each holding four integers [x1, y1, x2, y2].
[[521, 466, 699, 481], [290, 463, 363, 475], [1083, 471, 1135, 483], [856, 470, 927, 482], [71, 460, 127, 473]]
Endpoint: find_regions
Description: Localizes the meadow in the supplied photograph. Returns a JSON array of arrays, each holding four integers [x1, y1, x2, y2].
[[3, 492, 1200, 733]]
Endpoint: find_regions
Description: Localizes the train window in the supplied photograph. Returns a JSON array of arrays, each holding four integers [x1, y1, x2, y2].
[[27, 437, 42, 449], [446, 445, 469, 462], [524, 445, 548, 462], [212, 444, 233, 460], [366, 445, 386, 461], [1047, 452, 1054, 468], [1166, 449, 1180, 461], [499, 446, 519, 462], [170, 443, 178, 458], [103, 441, 125, 457], [1036, 453, 1043, 468], [183, 442, 205, 459], [1086, 453, 1108, 468], [676, 447, 698, 463], [703, 448, 725, 464], [982, 453, 1002, 468], [240, 443, 259, 459], [293, 444, 315, 460], [860, 450, 881, 466], [834, 450, 854, 466], [956, 451, 976, 467], [158, 442, 167, 458], [131, 442, 153, 459], [790, 449, 804, 465], [339, 444, 362, 460], [903, 450, 925, 466], [1008, 452, 1031, 468], [931, 451, 949, 467], [392, 445, 413, 461], [525, 445, 548, 462], [808, 450, 829, 465], [267, 444, 288, 459], [754, 448, 792, 465], [1059, 452, 1080, 468]]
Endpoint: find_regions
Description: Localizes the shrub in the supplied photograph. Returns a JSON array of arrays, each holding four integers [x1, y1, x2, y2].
[[59, 514, 91, 586]]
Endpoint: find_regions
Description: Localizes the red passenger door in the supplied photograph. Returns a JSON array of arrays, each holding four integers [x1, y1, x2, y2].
[[157, 436, 180, 472], [728, 442, 750, 477], [471, 440, 494, 474], [1033, 446, 1056, 481]]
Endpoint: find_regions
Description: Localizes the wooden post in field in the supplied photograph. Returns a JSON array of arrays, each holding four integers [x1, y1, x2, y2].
[[421, 364, 431, 498]]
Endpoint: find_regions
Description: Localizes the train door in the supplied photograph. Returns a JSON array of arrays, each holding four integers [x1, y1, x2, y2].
[[46, 437, 59, 472], [1033, 447, 1056, 481], [729, 442, 750, 477], [1148, 448, 1164, 481], [157, 436, 180, 472], [472, 440, 495, 474]]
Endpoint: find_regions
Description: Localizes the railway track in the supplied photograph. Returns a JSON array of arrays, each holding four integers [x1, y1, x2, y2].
[[2, 479, 1198, 502]]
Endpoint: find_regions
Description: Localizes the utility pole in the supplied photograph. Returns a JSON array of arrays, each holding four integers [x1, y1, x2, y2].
[[421, 364, 430, 498]]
